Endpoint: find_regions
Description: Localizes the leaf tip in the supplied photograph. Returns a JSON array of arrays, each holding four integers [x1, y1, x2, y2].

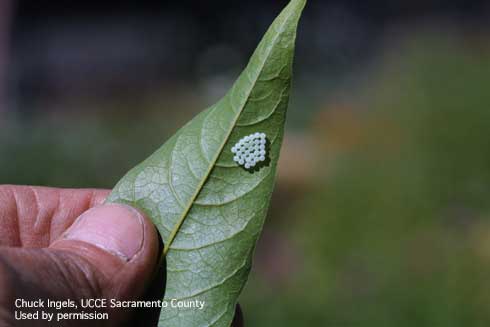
[[288, 0, 308, 16]]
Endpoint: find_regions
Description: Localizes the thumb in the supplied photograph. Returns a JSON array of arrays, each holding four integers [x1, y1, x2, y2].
[[0, 203, 160, 326]]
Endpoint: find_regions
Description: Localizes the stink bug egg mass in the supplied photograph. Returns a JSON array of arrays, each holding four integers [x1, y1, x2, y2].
[[231, 132, 268, 169]]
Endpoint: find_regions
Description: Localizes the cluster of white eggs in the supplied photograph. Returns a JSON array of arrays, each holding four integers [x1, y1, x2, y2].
[[231, 132, 267, 169]]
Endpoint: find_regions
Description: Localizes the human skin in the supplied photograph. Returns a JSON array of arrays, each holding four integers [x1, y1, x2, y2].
[[0, 185, 243, 326]]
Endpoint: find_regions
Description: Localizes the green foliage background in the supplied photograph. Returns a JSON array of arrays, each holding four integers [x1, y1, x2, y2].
[[2, 33, 490, 326]]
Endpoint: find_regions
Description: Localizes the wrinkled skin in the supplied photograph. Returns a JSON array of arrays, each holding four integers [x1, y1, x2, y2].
[[0, 185, 243, 327]]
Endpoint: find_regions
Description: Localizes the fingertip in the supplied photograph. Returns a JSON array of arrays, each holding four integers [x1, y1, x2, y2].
[[56, 204, 146, 261], [51, 203, 160, 298]]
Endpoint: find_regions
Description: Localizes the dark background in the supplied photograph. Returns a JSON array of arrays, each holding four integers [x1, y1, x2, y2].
[[7, 0, 490, 114], [1, 1, 490, 326]]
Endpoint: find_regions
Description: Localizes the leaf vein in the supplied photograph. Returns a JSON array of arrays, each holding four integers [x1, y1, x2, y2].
[[163, 7, 292, 255]]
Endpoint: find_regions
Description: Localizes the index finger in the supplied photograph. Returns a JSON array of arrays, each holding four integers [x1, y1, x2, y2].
[[0, 185, 110, 248]]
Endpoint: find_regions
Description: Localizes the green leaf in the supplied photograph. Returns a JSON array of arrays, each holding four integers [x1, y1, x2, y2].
[[107, 0, 306, 326]]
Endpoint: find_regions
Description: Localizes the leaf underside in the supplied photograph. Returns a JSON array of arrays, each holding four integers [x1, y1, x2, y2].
[[107, 0, 306, 326]]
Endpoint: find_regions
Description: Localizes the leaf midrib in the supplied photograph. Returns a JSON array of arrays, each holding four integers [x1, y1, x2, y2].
[[162, 8, 294, 256]]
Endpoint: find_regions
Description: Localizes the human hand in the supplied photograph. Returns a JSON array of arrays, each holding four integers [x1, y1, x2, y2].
[[0, 185, 243, 326]]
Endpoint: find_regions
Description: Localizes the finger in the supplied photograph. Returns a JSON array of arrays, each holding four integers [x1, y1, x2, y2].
[[0, 185, 109, 247], [0, 203, 160, 326]]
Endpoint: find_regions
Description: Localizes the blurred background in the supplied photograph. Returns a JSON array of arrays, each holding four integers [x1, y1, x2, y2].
[[1, 0, 490, 325]]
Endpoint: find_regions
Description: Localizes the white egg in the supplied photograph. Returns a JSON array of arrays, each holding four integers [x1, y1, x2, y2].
[[232, 132, 268, 168]]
